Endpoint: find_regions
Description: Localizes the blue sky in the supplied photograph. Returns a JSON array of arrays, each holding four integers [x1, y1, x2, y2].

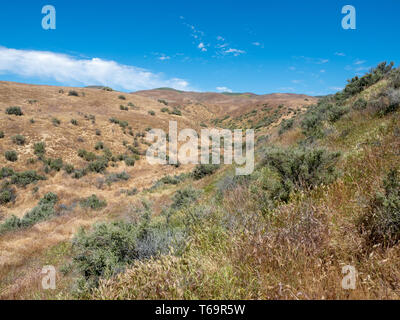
[[0, 0, 399, 95]]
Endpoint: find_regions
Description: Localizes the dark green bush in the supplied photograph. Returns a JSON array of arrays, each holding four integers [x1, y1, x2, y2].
[[78, 149, 97, 162], [68, 90, 79, 97], [352, 98, 368, 110], [279, 118, 294, 135], [48, 158, 64, 172], [170, 107, 182, 116], [161, 107, 169, 113], [301, 99, 349, 138], [34, 142, 46, 157], [0, 193, 58, 234], [71, 119, 78, 126], [64, 163, 75, 174], [192, 163, 220, 180], [11, 135, 26, 146], [5, 151, 18, 162], [52, 118, 61, 126], [80, 194, 107, 210], [171, 187, 201, 209], [95, 142, 104, 150], [118, 95, 126, 100], [88, 158, 108, 173], [358, 169, 400, 247], [105, 171, 130, 185], [124, 157, 135, 167], [73, 168, 88, 179], [0, 167, 15, 178], [340, 62, 394, 99], [260, 147, 341, 202], [0, 184, 15, 205], [0, 131, 4, 138], [6, 106, 23, 116], [10, 170, 46, 187], [148, 110, 155, 116]]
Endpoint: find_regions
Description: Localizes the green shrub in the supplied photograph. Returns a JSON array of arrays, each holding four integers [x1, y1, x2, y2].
[[352, 98, 368, 110], [10, 170, 46, 187], [5, 151, 18, 162], [358, 169, 400, 246], [161, 107, 169, 113], [279, 119, 294, 135], [339, 61, 394, 99], [259, 147, 341, 202], [20, 193, 58, 227], [78, 150, 97, 162], [34, 142, 46, 157], [0, 193, 58, 234], [0, 185, 15, 205], [48, 158, 64, 172], [124, 157, 135, 167], [52, 118, 61, 126], [68, 90, 79, 97], [6, 106, 23, 116], [120, 105, 129, 111], [170, 107, 182, 116], [192, 163, 220, 180], [11, 135, 26, 146], [80, 194, 107, 210], [95, 142, 104, 150], [171, 187, 201, 209], [73, 168, 88, 179], [0, 167, 15, 178], [71, 119, 78, 126], [88, 158, 108, 173], [105, 171, 130, 185], [301, 99, 349, 138], [0, 131, 4, 138], [95, 129, 101, 136], [64, 163, 75, 174], [118, 95, 126, 100], [148, 110, 155, 116]]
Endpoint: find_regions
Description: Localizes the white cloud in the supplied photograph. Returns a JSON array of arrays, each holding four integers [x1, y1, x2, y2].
[[294, 56, 329, 64], [252, 42, 261, 46], [335, 52, 346, 56], [0, 46, 191, 91], [320, 69, 326, 73], [216, 86, 232, 93], [224, 48, 246, 56], [354, 59, 366, 65], [291, 80, 302, 84], [216, 36, 225, 41], [198, 43, 207, 52], [158, 55, 170, 61]]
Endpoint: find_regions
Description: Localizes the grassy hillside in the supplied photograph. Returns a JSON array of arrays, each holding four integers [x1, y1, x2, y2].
[[89, 62, 400, 300], [0, 62, 399, 299]]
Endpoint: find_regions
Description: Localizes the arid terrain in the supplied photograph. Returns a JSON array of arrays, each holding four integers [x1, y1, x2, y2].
[[0, 81, 315, 299]]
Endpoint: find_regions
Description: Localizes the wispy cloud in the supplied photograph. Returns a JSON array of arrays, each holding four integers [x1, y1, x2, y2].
[[354, 59, 366, 65], [157, 53, 170, 61], [294, 56, 329, 64], [0, 46, 191, 91], [223, 48, 246, 56], [334, 52, 346, 57], [216, 86, 232, 93]]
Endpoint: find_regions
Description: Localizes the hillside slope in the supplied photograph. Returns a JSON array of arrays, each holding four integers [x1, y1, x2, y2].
[[0, 81, 312, 299]]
